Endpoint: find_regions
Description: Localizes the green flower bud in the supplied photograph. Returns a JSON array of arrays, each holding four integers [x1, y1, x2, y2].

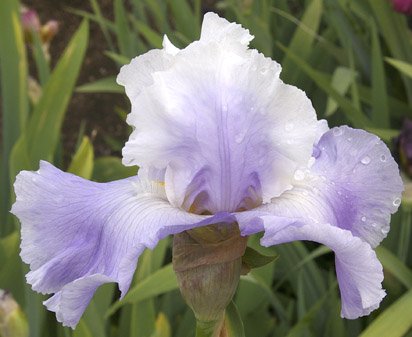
[[172, 223, 247, 330], [0, 290, 29, 337]]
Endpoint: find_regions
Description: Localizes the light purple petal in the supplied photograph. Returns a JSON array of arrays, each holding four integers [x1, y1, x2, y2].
[[309, 126, 403, 247], [261, 219, 385, 319], [43, 274, 114, 329], [11, 161, 234, 328], [238, 126, 402, 318], [249, 126, 403, 247], [120, 15, 325, 214]]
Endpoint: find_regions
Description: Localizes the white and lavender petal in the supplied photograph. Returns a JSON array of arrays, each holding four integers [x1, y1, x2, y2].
[[119, 14, 324, 214], [11, 161, 234, 328]]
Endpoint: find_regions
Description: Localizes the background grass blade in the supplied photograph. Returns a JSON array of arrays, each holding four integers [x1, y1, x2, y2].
[[106, 263, 178, 317], [68, 136, 94, 179], [278, 43, 371, 128], [76, 76, 123, 94], [370, 19, 389, 127], [9, 20, 89, 179], [281, 0, 322, 84], [0, 0, 28, 232], [376, 246, 412, 289]]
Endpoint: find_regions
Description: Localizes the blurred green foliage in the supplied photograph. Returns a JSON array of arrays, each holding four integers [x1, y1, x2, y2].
[[1, 0, 412, 336]]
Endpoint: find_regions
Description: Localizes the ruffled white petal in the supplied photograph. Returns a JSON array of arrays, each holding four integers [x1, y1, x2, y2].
[[116, 48, 174, 101], [200, 12, 254, 46], [120, 17, 323, 213]]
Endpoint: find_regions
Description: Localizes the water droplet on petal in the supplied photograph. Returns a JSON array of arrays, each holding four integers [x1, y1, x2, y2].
[[250, 106, 255, 112], [285, 122, 294, 131], [393, 197, 401, 207], [347, 137, 352, 142], [371, 223, 377, 228], [381, 226, 389, 235], [380, 154, 387, 162], [294, 169, 305, 181], [361, 156, 371, 165], [333, 128, 343, 136], [361, 216, 366, 222]]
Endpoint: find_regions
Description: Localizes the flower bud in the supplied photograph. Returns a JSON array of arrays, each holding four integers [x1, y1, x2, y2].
[[172, 223, 247, 326], [21, 6, 41, 36], [20, 6, 59, 50], [40, 20, 59, 45], [0, 290, 29, 337]]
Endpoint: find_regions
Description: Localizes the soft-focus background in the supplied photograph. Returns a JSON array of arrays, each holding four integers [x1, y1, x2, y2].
[[1, 0, 412, 336]]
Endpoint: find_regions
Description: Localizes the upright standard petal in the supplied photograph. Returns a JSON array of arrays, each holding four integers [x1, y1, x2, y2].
[[11, 161, 233, 328], [240, 126, 402, 318], [120, 15, 324, 214]]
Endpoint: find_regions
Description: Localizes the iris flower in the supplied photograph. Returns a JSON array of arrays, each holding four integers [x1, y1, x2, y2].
[[12, 13, 403, 328]]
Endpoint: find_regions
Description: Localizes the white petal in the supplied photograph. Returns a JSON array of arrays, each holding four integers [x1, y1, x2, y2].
[[122, 38, 322, 213], [200, 12, 254, 46]]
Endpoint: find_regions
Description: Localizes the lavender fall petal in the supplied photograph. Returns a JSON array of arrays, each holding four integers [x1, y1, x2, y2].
[[11, 161, 233, 327]]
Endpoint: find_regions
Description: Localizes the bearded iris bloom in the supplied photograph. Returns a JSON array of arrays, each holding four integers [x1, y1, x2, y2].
[[12, 13, 403, 328]]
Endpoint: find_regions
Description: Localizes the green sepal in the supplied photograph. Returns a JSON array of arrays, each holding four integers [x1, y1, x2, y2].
[[241, 246, 279, 274]]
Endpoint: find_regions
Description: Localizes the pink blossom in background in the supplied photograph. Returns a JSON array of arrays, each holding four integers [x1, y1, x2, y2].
[[392, 0, 412, 15]]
